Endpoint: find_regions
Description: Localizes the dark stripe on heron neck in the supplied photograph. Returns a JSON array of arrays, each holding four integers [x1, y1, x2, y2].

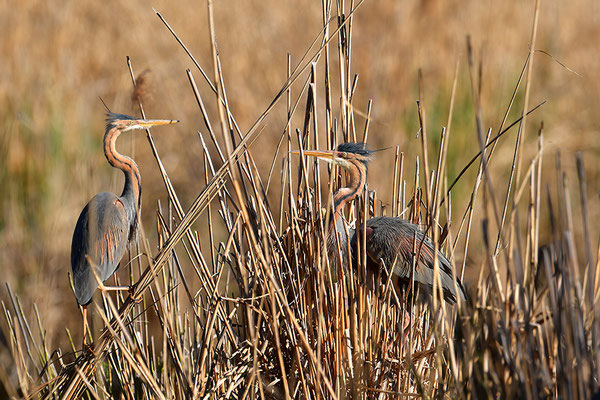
[[104, 128, 142, 207], [333, 159, 367, 220]]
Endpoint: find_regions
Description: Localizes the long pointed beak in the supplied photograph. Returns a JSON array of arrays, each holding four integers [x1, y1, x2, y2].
[[290, 149, 335, 160], [137, 119, 179, 128]]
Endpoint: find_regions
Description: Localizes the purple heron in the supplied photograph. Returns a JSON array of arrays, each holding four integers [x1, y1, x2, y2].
[[70, 113, 178, 346], [293, 142, 466, 308]]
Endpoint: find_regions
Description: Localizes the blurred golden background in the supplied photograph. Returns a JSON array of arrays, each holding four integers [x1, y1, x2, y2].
[[1, 0, 599, 357]]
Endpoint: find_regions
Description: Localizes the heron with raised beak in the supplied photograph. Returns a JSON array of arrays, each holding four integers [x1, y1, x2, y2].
[[292, 142, 466, 315], [70, 113, 178, 346]]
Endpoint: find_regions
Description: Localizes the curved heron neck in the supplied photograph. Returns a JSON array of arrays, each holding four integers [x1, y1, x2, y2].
[[328, 159, 367, 260], [104, 127, 142, 216], [332, 159, 367, 227]]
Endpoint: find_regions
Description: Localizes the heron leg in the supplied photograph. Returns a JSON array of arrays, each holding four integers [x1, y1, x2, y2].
[[87, 256, 131, 294], [97, 282, 142, 303], [98, 283, 131, 292], [402, 310, 411, 331], [81, 305, 94, 354], [82, 305, 88, 346], [400, 290, 411, 350]]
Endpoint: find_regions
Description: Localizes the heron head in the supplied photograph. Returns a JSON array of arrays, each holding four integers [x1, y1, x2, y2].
[[291, 142, 373, 170], [106, 113, 179, 133]]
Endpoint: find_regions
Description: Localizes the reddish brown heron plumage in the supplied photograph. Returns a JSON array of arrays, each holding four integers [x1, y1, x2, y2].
[[294, 142, 466, 304], [70, 113, 178, 346]]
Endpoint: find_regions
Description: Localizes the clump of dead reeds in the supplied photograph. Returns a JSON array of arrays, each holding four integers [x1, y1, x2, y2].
[[1, 1, 599, 399]]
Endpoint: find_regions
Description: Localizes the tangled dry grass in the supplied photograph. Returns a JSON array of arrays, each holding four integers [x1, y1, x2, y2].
[[1, 0, 600, 398]]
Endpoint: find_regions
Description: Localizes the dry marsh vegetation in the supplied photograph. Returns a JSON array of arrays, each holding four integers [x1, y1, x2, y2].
[[1, 0, 600, 398]]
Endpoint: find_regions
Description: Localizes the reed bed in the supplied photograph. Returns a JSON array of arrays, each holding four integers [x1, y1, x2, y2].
[[1, 1, 599, 399]]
